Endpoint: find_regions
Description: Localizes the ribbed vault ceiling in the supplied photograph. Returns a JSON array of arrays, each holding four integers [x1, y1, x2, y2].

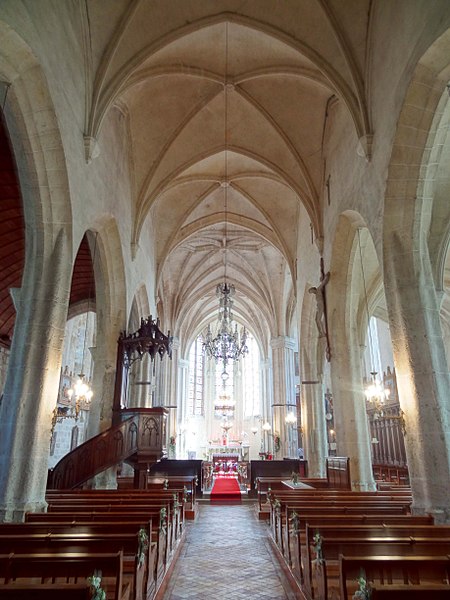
[[97, 18, 342, 350]]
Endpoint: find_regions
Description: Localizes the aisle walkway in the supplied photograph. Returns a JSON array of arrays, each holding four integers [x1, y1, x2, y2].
[[160, 503, 298, 599]]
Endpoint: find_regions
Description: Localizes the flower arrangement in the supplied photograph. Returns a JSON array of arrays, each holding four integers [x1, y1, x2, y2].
[[353, 570, 371, 599], [88, 570, 106, 600], [273, 433, 281, 453]]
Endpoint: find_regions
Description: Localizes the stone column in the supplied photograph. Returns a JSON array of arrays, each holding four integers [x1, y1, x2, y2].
[[163, 338, 180, 446], [384, 225, 450, 521], [270, 336, 297, 459], [203, 358, 216, 449], [86, 311, 122, 489], [177, 358, 190, 459], [260, 358, 273, 454], [0, 230, 71, 520], [301, 380, 327, 477], [330, 332, 376, 491]]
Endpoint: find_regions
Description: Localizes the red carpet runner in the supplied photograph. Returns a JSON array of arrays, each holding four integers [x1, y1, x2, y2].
[[210, 476, 241, 502]]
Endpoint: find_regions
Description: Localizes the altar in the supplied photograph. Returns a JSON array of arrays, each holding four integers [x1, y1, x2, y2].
[[206, 443, 249, 462]]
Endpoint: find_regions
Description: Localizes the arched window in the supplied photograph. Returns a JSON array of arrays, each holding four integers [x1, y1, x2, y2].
[[187, 337, 204, 416]]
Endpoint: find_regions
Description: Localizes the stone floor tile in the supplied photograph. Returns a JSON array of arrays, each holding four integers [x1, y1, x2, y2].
[[160, 502, 297, 599]]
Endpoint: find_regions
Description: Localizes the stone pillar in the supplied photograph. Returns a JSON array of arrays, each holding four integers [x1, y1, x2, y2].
[[270, 336, 297, 459], [0, 230, 71, 520], [233, 360, 244, 443], [260, 358, 273, 454], [86, 313, 122, 490], [164, 338, 180, 453], [177, 358, 190, 459], [384, 225, 450, 521], [302, 380, 327, 477], [203, 358, 216, 447], [330, 331, 376, 491]]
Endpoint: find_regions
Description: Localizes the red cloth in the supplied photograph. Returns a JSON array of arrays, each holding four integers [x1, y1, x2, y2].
[[210, 476, 241, 501]]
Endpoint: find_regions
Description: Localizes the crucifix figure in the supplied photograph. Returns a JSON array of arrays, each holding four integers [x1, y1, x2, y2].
[[309, 270, 330, 338]]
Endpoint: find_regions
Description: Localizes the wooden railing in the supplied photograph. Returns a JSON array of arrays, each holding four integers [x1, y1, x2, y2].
[[49, 408, 168, 489]]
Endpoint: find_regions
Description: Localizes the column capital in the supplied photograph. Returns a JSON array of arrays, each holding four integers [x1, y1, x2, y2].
[[270, 336, 296, 351], [171, 337, 180, 351]]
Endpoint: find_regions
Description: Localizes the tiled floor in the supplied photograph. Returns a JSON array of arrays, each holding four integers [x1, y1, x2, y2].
[[160, 502, 298, 599]]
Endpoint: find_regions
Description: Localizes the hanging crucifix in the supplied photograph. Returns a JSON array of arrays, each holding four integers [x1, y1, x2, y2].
[[308, 257, 331, 361]]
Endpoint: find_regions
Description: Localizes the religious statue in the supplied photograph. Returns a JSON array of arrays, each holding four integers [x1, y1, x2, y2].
[[309, 271, 330, 338]]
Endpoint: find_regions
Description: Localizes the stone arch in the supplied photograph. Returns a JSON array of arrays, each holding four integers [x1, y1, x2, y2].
[[83, 218, 127, 441], [0, 23, 74, 519], [88, 13, 368, 156], [128, 284, 151, 331], [327, 211, 377, 491], [382, 27, 450, 519]]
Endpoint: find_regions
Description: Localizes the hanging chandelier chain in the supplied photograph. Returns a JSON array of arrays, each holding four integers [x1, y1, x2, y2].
[[224, 21, 229, 283], [201, 22, 248, 376]]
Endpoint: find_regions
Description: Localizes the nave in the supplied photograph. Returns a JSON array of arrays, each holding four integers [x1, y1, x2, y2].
[[160, 503, 297, 600]]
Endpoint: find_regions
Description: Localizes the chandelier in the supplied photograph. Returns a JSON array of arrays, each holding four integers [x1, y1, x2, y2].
[[214, 388, 236, 418], [203, 283, 248, 373], [202, 24, 248, 372], [365, 370, 390, 415]]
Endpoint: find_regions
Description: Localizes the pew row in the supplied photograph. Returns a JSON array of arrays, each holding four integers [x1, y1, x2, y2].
[[0, 551, 130, 600], [340, 555, 450, 600], [26, 511, 172, 595]]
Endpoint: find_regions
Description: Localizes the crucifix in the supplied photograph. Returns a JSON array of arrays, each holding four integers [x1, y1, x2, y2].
[[309, 257, 331, 361]]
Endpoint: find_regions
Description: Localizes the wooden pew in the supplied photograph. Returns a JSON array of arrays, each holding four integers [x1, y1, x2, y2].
[[116, 475, 198, 519], [0, 520, 156, 600], [340, 555, 450, 600], [0, 531, 148, 600], [45, 489, 185, 542], [256, 477, 329, 518], [370, 583, 450, 598], [268, 489, 412, 542], [44, 494, 183, 553], [284, 513, 434, 585], [0, 551, 130, 600], [304, 524, 450, 595], [146, 476, 197, 519], [270, 496, 412, 553], [0, 583, 92, 598], [310, 537, 450, 599], [26, 511, 169, 594]]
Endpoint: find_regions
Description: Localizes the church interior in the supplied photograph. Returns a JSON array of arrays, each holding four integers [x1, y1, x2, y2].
[[0, 1, 450, 598]]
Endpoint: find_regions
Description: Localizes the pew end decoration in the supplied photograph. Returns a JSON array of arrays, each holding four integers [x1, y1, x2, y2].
[[88, 569, 106, 600], [353, 570, 372, 600]]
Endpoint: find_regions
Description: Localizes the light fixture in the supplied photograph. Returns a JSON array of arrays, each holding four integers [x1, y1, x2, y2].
[[214, 390, 236, 418], [364, 370, 390, 413], [202, 23, 248, 375], [251, 426, 258, 435], [285, 411, 297, 425], [357, 228, 390, 417], [262, 421, 271, 432], [67, 233, 98, 408]]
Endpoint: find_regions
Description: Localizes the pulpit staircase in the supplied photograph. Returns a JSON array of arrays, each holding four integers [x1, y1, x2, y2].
[[48, 408, 168, 489]]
